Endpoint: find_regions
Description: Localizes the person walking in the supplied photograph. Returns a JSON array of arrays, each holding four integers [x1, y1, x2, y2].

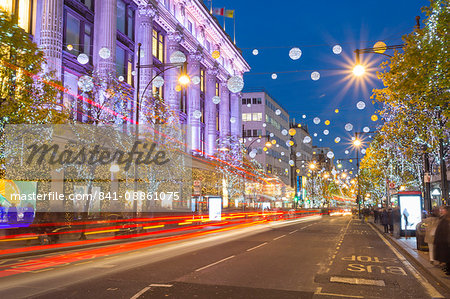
[[374, 208, 379, 224], [392, 207, 401, 238], [381, 209, 389, 233], [388, 208, 394, 235], [433, 206, 450, 275], [424, 208, 440, 264]]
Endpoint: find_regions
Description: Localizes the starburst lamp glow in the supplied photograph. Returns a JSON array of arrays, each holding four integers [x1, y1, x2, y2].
[[353, 64, 365, 76], [353, 139, 362, 147], [178, 74, 190, 85]]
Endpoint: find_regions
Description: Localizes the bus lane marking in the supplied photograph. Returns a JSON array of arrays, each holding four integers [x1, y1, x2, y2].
[[368, 223, 444, 298], [330, 276, 385, 286]]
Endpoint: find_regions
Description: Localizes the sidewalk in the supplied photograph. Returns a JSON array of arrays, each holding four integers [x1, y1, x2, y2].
[[369, 220, 450, 292]]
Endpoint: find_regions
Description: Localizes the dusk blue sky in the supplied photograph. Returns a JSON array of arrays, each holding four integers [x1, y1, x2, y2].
[[205, 0, 430, 169]]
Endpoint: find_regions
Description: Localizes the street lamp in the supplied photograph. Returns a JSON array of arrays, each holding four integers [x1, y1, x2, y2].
[[352, 64, 365, 77], [178, 74, 190, 85]]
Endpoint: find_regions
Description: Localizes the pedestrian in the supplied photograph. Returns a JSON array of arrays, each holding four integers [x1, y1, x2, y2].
[[393, 207, 401, 239], [381, 209, 389, 233], [403, 208, 410, 239], [424, 208, 440, 264], [363, 208, 370, 223], [433, 206, 450, 275], [388, 208, 394, 234], [374, 208, 379, 224]]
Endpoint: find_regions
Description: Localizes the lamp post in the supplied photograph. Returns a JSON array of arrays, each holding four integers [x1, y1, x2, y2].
[[242, 132, 272, 211], [132, 43, 190, 218], [352, 132, 362, 219]]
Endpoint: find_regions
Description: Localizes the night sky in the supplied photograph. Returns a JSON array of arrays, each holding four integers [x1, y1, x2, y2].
[[206, 0, 429, 169]]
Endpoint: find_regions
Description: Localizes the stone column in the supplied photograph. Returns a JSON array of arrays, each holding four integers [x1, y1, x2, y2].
[[187, 50, 202, 153], [93, 0, 117, 78], [230, 92, 241, 138], [205, 68, 218, 156], [219, 81, 230, 138], [164, 30, 183, 113], [40, 0, 63, 79], [136, 4, 156, 123]]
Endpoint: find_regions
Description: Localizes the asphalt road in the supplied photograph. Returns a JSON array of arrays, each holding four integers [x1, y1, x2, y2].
[[0, 216, 448, 299]]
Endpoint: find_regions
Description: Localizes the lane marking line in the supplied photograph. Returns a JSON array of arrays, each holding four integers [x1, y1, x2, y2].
[[195, 255, 235, 272], [93, 264, 116, 269], [368, 223, 444, 298], [300, 224, 313, 230], [288, 229, 298, 234], [130, 286, 151, 299], [330, 276, 385, 286], [149, 284, 173, 287], [246, 242, 268, 252], [314, 287, 363, 298], [273, 234, 286, 241]]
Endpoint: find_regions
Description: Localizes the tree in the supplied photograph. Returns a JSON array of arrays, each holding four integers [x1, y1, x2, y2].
[[367, 0, 449, 202], [0, 10, 68, 128], [0, 10, 69, 178]]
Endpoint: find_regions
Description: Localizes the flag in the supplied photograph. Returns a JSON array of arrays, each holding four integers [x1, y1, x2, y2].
[[225, 10, 234, 18], [212, 7, 224, 16]]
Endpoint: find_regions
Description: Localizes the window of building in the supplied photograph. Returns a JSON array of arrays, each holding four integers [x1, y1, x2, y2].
[[152, 84, 163, 99], [65, 13, 80, 53], [200, 95, 205, 124], [241, 98, 246, 105], [116, 44, 134, 85], [117, 0, 134, 40], [252, 112, 262, 121], [187, 20, 193, 33], [253, 129, 257, 136], [76, 0, 92, 10], [64, 12, 93, 63], [246, 130, 252, 137], [242, 113, 252, 122], [1, 0, 36, 34], [200, 69, 205, 93], [215, 82, 220, 131], [257, 98, 262, 104], [180, 88, 187, 115], [152, 29, 164, 62]]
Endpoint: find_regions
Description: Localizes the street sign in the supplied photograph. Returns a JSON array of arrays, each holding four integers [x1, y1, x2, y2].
[[193, 180, 201, 196]]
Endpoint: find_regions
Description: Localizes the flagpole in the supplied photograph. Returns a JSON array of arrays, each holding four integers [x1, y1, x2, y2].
[[223, 7, 226, 30], [233, 12, 236, 44]]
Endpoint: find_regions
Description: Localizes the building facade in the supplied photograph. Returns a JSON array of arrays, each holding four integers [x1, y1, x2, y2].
[[241, 90, 292, 186], [312, 146, 334, 172], [290, 121, 313, 176], [2, 0, 250, 157]]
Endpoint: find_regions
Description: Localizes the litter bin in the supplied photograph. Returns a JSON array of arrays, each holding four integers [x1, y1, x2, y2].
[[416, 222, 429, 251]]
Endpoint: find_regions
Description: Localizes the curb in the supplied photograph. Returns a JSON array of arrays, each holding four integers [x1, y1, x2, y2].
[[368, 222, 450, 293]]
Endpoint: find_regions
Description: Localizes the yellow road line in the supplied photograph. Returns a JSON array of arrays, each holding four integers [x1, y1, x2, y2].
[[85, 229, 120, 235], [0, 237, 38, 242], [143, 225, 164, 230]]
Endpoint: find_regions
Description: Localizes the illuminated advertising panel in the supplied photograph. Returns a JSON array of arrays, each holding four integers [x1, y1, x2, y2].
[[398, 193, 422, 231], [209, 197, 222, 221]]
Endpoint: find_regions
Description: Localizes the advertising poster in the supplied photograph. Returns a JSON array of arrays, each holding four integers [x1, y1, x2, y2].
[[209, 197, 222, 221], [399, 194, 422, 231]]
